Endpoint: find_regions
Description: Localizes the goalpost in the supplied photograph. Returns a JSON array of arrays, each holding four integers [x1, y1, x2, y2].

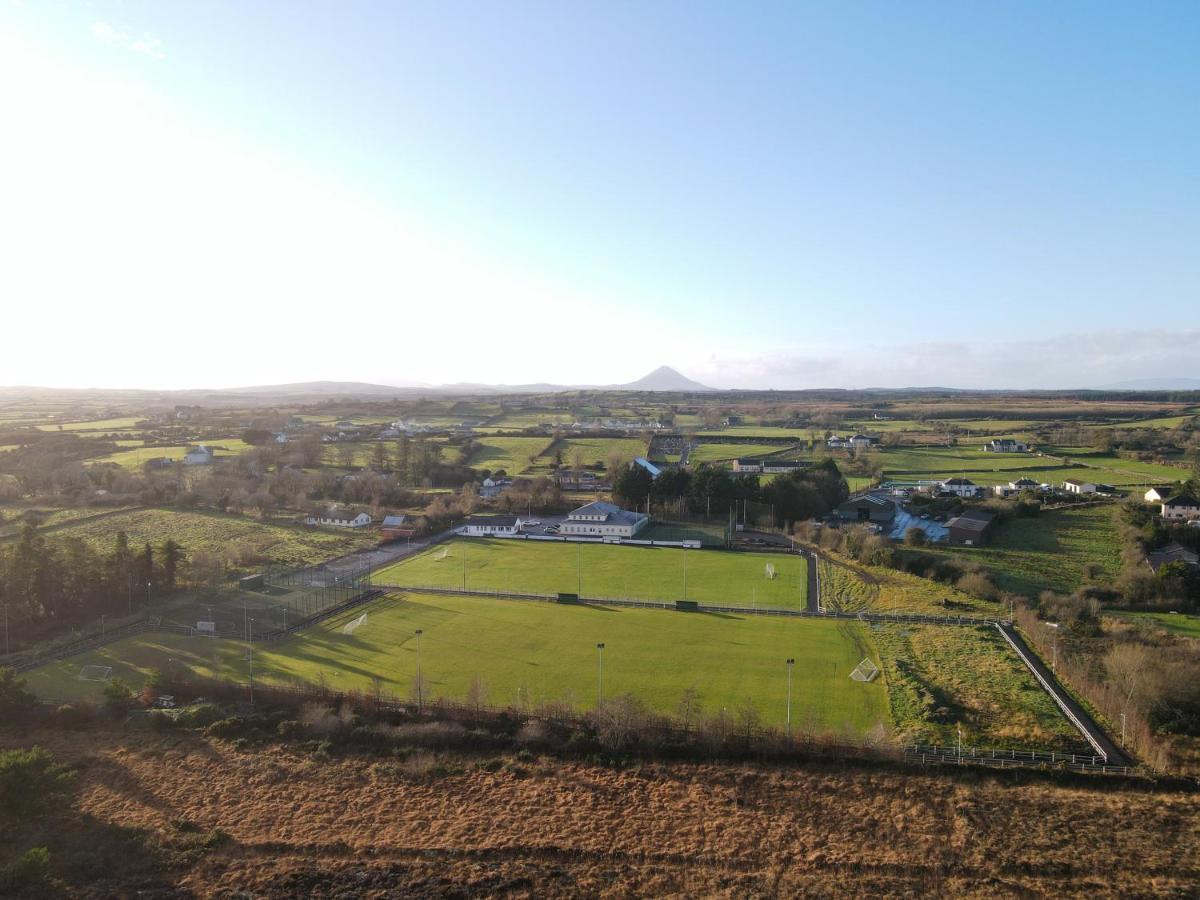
[[434, 546, 449, 561], [78, 665, 113, 682], [764, 563, 777, 580], [849, 658, 880, 683], [342, 612, 368, 635]]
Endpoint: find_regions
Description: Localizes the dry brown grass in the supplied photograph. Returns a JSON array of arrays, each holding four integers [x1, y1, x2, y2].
[[3, 727, 1198, 897]]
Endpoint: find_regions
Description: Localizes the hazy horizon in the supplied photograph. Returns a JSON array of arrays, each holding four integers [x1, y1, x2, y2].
[[1, 3, 1197, 390]]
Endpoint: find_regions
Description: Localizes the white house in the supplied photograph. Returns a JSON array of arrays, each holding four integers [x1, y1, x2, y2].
[[306, 508, 372, 528], [479, 476, 512, 500], [994, 476, 1040, 497], [849, 434, 877, 450], [1144, 486, 1174, 503], [983, 439, 1029, 453], [826, 436, 851, 450], [182, 445, 215, 466], [732, 458, 763, 474], [461, 514, 524, 536], [1161, 495, 1200, 522], [273, 432, 289, 444], [939, 477, 981, 498], [1063, 479, 1098, 495], [559, 501, 649, 538]]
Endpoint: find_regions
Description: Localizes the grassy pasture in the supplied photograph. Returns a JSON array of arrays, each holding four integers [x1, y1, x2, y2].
[[41, 508, 377, 572], [93, 439, 252, 469], [24, 591, 888, 734], [1039, 449, 1190, 486], [464, 436, 554, 473], [689, 442, 798, 464], [35, 416, 145, 432], [535, 437, 649, 471], [1117, 611, 1200, 639], [374, 539, 807, 608], [908, 505, 1122, 598]]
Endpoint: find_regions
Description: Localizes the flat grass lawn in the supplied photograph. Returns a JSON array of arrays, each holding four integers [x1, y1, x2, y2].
[[1040, 449, 1191, 486], [539, 437, 649, 470], [48, 508, 377, 573], [23, 592, 889, 735], [465, 436, 554, 473], [689, 442, 798, 464], [375, 539, 807, 608], [910, 505, 1122, 598], [1119, 611, 1200, 639], [872, 447, 1068, 486]]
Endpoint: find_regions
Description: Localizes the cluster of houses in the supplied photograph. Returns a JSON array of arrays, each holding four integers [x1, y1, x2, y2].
[[982, 439, 1030, 453], [302, 508, 417, 540], [826, 434, 879, 451], [1145, 488, 1200, 524]]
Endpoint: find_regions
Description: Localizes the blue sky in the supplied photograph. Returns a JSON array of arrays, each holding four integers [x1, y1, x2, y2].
[[1, 2, 1197, 389]]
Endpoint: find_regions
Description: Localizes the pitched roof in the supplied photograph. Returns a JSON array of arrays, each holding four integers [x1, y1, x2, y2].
[[567, 500, 647, 526], [946, 509, 996, 533], [1147, 542, 1199, 571], [381, 515, 407, 527], [1163, 495, 1200, 507], [942, 477, 976, 486]]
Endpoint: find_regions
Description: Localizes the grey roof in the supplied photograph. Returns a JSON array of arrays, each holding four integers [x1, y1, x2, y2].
[[568, 501, 647, 525], [1011, 478, 1039, 487], [734, 458, 763, 465], [942, 477, 976, 486], [1147, 543, 1199, 571], [1163, 495, 1200, 507], [946, 509, 996, 533], [381, 515, 407, 527], [840, 494, 895, 510], [634, 456, 662, 477]]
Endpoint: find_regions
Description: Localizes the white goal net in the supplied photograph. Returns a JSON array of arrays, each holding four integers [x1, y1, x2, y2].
[[849, 658, 880, 683], [342, 612, 368, 635], [765, 563, 777, 580], [78, 665, 113, 682], [434, 546, 449, 561]]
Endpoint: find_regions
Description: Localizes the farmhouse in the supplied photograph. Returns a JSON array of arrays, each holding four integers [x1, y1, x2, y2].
[[732, 458, 763, 473], [835, 493, 896, 525], [182, 445, 214, 466], [993, 476, 1041, 497], [479, 476, 512, 499], [1144, 486, 1174, 503], [939, 477, 982, 498], [983, 439, 1029, 453], [1146, 542, 1200, 574], [306, 508, 372, 528], [461, 515, 524, 536], [945, 509, 997, 546], [1161, 495, 1200, 522], [826, 436, 851, 450], [1062, 479, 1098, 495], [850, 434, 878, 450], [559, 501, 649, 538]]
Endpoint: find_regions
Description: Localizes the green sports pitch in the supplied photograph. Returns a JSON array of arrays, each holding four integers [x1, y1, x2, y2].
[[22, 592, 887, 735], [372, 539, 808, 609]]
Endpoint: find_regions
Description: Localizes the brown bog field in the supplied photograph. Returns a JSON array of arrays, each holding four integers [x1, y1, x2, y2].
[[2, 727, 1198, 897]]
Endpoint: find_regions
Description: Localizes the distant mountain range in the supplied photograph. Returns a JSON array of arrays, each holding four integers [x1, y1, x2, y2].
[[1094, 378, 1200, 391], [363, 365, 715, 396]]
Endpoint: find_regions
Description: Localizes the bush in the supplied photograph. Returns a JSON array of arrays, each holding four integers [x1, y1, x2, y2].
[[54, 703, 92, 729], [174, 703, 226, 729], [102, 679, 135, 717], [0, 847, 51, 891], [0, 669, 38, 722], [0, 747, 73, 816]]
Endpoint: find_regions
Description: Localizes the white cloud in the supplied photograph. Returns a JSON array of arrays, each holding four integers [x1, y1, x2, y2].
[[90, 21, 165, 60]]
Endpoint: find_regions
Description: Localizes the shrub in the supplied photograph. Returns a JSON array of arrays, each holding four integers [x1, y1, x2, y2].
[[0, 669, 38, 722], [0, 747, 73, 816], [102, 679, 135, 717], [174, 703, 225, 729], [0, 847, 51, 891], [54, 703, 92, 729]]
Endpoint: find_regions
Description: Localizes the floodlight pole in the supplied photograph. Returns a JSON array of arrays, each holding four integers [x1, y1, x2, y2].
[[682, 547, 688, 600], [596, 642, 605, 709], [1120, 711, 1127, 746], [577, 544, 582, 595], [786, 658, 795, 738], [146, 581, 152, 610], [1043, 622, 1060, 671], [101, 614, 106, 640], [3, 601, 8, 656], [127, 575, 133, 617], [462, 543, 467, 590], [248, 618, 255, 704], [415, 628, 423, 713]]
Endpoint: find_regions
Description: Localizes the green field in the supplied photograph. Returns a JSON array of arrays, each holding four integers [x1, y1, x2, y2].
[[1118, 611, 1200, 639], [1039, 449, 1190, 486], [24, 592, 887, 734], [464, 436, 555, 473], [910, 505, 1122, 598], [36, 416, 146, 432], [42, 508, 377, 574], [375, 539, 807, 608], [536, 437, 649, 471], [689, 442, 799, 464]]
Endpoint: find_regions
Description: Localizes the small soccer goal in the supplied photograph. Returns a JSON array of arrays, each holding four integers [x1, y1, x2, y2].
[[849, 658, 880, 683], [342, 612, 368, 635], [764, 563, 777, 580], [433, 546, 449, 561], [78, 665, 113, 682]]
